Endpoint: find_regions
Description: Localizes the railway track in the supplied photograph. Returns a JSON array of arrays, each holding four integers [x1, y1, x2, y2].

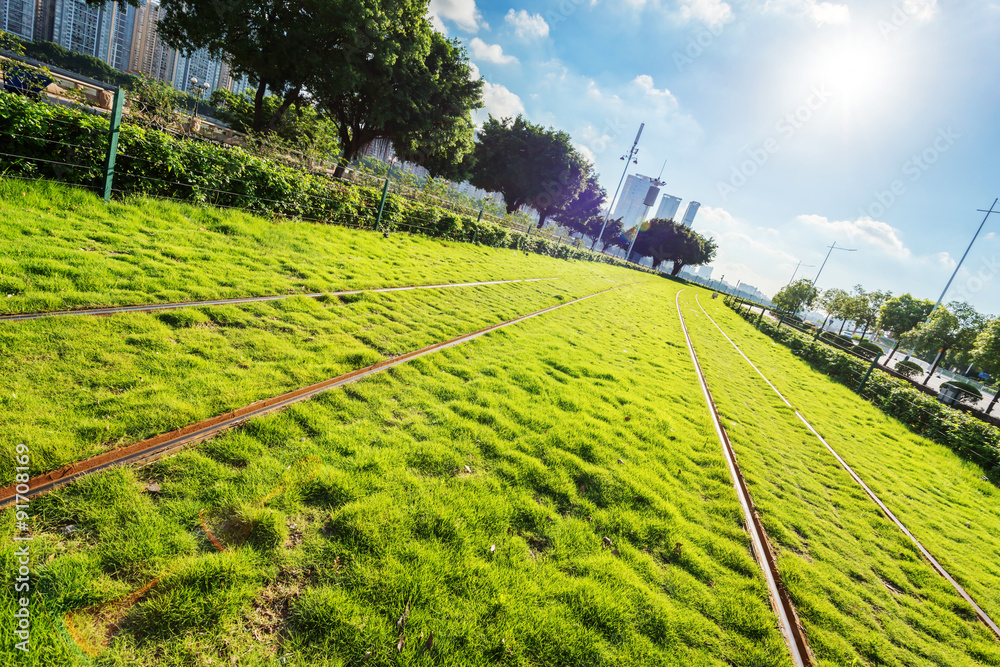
[[0, 284, 630, 509], [691, 292, 1000, 642], [675, 290, 815, 667], [0, 277, 563, 322]]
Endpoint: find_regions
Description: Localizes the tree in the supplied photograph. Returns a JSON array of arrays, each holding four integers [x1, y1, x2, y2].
[[630, 218, 717, 275], [588, 217, 627, 252], [310, 25, 482, 179], [470, 115, 588, 228], [818, 288, 849, 333], [156, 0, 337, 133], [554, 171, 606, 235], [878, 294, 934, 364], [773, 278, 820, 314], [209, 88, 339, 158], [973, 318, 1000, 414], [902, 302, 985, 385]]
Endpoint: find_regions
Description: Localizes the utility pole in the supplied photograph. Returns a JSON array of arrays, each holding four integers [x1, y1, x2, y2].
[[921, 199, 999, 385]]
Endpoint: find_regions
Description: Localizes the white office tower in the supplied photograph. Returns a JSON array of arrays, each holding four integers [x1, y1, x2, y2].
[[681, 201, 701, 228], [655, 194, 682, 221], [612, 174, 659, 229]]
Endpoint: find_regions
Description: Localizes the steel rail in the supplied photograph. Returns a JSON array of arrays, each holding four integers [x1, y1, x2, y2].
[[0, 278, 561, 322], [675, 290, 814, 667], [0, 284, 631, 508], [693, 293, 1000, 642]]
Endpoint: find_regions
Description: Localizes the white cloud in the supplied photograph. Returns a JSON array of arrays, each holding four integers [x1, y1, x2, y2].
[[762, 0, 850, 26], [795, 214, 909, 258], [505, 9, 550, 39], [469, 38, 519, 65], [677, 0, 734, 25], [575, 143, 596, 166], [429, 0, 483, 33], [480, 81, 525, 119], [632, 75, 678, 105]]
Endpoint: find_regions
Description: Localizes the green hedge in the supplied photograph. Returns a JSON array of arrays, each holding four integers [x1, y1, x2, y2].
[[0, 91, 654, 272], [731, 303, 1000, 479]]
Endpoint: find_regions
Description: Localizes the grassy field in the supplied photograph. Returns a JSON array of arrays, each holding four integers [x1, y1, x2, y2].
[[1, 282, 796, 666], [0, 180, 632, 314], [681, 291, 1000, 666]]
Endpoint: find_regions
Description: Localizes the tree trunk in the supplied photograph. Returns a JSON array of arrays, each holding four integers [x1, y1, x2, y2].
[[536, 213, 548, 229], [252, 80, 268, 134], [838, 319, 846, 335], [885, 340, 901, 365], [671, 262, 684, 276], [860, 323, 869, 339], [265, 86, 301, 134], [923, 347, 947, 385]]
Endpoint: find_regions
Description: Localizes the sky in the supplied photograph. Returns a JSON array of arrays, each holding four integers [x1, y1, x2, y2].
[[427, 0, 1000, 313]]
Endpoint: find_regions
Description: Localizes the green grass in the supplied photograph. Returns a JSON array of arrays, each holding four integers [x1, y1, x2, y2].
[[0, 277, 642, 485], [681, 291, 1000, 666], [697, 296, 1000, 624], [1, 282, 795, 666], [0, 179, 635, 314]]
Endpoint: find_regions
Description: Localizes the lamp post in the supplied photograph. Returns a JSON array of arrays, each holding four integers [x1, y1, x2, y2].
[[592, 123, 643, 252], [190, 77, 210, 121]]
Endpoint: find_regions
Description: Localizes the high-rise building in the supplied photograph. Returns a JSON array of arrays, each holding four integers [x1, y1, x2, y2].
[[681, 201, 701, 228], [612, 174, 659, 229], [1, 0, 36, 39], [655, 194, 682, 221], [129, 0, 175, 81], [172, 47, 222, 94]]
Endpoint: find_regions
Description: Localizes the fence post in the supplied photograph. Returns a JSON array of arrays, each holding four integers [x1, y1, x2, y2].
[[756, 308, 765, 329], [375, 175, 391, 233], [858, 355, 879, 393], [101, 87, 124, 203]]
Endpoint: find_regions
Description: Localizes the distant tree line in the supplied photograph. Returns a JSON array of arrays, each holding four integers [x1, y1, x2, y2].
[[771, 279, 1000, 402]]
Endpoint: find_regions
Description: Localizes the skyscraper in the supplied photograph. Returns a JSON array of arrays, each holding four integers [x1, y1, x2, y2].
[[1, 0, 36, 39], [612, 174, 659, 229], [129, 0, 175, 81], [655, 194, 681, 221], [681, 201, 701, 228]]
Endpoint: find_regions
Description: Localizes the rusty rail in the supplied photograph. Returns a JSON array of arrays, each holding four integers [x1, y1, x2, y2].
[[675, 290, 815, 667]]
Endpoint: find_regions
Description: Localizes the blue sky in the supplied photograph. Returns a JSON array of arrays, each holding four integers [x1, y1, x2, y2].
[[428, 0, 1000, 313]]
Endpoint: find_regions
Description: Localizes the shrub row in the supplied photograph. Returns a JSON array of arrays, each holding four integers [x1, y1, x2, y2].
[[0, 92, 654, 272], [732, 303, 1000, 479]]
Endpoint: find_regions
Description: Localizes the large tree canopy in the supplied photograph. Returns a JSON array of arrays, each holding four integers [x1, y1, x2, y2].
[[554, 170, 605, 230], [470, 115, 588, 228], [630, 218, 717, 275], [902, 302, 985, 382], [313, 26, 482, 179]]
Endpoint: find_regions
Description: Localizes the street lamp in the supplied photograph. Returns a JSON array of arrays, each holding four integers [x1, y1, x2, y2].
[[592, 123, 643, 253]]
